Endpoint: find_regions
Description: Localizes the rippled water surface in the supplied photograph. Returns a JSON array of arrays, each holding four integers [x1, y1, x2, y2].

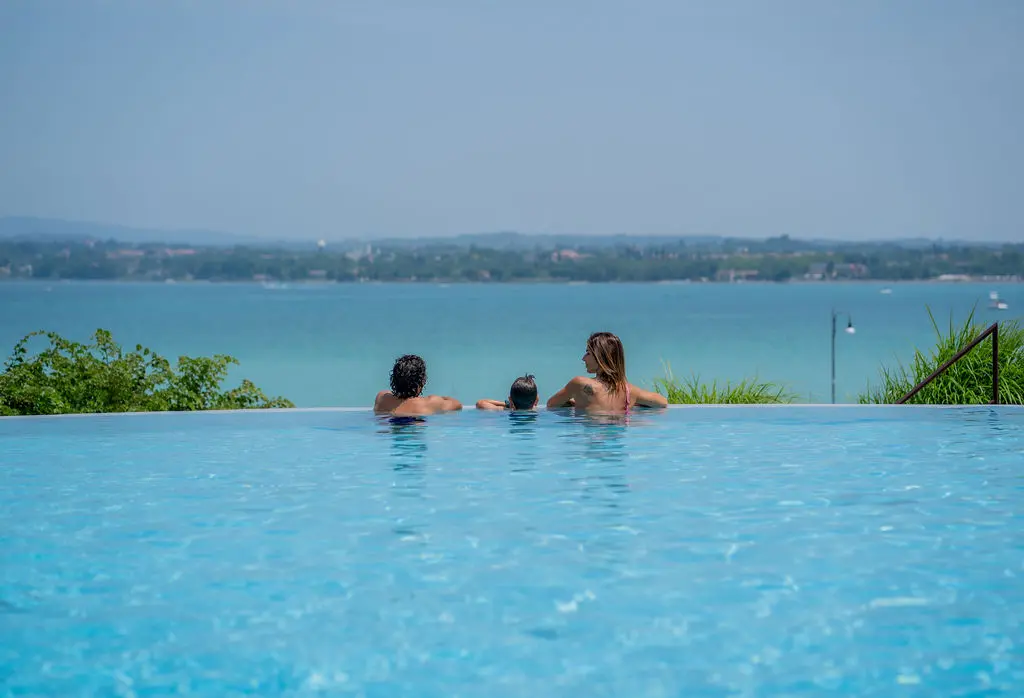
[[2, 407, 1023, 696]]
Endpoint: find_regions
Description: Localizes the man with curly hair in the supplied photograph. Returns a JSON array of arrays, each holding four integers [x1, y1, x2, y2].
[[373, 354, 462, 416]]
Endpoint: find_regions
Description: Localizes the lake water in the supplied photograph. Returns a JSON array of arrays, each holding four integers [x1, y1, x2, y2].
[[0, 281, 1018, 406]]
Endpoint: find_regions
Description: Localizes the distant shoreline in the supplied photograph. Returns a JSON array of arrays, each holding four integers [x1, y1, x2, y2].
[[6, 227, 1020, 286]]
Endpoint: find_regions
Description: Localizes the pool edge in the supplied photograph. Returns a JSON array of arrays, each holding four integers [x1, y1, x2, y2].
[[1, 403, 1017, 422]]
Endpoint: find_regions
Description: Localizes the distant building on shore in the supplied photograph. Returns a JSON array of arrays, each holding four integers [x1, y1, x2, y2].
[[715, 268, 759, 282]]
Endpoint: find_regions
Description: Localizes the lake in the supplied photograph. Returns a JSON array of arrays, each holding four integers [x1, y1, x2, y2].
[[0, 281, 1017, 406]]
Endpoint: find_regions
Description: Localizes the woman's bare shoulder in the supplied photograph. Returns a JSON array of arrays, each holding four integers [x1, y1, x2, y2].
[[629, 382, 669, 408], [569, 376, 597, 392]]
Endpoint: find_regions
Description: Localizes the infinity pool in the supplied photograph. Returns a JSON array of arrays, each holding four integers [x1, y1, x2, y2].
[[2, 407, 1023, 696]]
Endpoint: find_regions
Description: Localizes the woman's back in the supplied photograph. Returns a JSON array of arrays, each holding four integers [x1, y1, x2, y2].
[[564, 376, 633, 413]]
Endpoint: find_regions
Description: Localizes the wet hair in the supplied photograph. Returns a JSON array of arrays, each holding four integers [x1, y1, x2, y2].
[[587, 332, 628, 393], [390, 354, 427, 399], [508, 374, 538, 410]]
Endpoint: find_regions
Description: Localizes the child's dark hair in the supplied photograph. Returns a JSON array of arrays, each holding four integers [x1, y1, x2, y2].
[[508, 374, 538, 409], [390, 354, 427, 398]]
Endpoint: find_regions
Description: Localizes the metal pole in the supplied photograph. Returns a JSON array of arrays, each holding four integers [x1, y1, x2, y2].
[[992, 323, 999, 405], [830, 310, 836, 404], [896, 322, 999, 404]]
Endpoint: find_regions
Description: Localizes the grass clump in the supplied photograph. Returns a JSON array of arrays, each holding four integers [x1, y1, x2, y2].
[[859, 307, 1024, 405], [653, 364, 796, 404]]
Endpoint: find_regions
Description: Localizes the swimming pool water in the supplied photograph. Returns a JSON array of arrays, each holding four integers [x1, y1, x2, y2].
[[2, 407, 1023, 696]]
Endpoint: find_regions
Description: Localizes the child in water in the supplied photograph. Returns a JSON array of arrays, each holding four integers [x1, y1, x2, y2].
[[476, 374, 538, 411]]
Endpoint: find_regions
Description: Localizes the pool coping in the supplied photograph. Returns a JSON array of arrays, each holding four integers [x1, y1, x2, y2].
[[1, 403, 1017, 421]]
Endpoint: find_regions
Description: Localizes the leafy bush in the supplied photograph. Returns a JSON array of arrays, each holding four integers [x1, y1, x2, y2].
[[0, 329, 294, 416], [859, 308, 1024, 405], [653, 364, 796, 404]]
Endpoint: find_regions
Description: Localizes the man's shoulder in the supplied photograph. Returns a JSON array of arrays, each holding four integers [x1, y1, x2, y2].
[[398, 394, 443, 406], [374, 391, 399, 410], [422, 394, 463, 412], [391, 395, 443, 416]]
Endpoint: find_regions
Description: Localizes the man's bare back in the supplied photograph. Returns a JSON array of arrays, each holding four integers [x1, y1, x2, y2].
[[374, 391, 462, 416]]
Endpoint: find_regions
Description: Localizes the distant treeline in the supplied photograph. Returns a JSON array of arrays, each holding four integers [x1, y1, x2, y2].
[[1, 236, 1021, 283]]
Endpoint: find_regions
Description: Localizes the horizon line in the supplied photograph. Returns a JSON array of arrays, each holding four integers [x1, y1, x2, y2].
[[0, 214, 1019, 247]]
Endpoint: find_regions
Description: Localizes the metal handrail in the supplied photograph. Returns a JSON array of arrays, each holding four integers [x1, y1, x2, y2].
[[896, 322, 999, 404]]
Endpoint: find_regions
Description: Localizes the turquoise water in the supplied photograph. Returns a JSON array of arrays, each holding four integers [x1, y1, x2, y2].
[[0, 281, 1018, 406], [2, 406, 1023, 695]]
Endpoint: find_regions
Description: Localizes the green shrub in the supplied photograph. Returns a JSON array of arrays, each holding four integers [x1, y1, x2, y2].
[[859, 308, 1024, 405], [653, 364, 796, 404], [0, 329, 294, 416]]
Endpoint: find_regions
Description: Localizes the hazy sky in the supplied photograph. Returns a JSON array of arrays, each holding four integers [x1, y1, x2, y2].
[[1, 1, 1021, 241]]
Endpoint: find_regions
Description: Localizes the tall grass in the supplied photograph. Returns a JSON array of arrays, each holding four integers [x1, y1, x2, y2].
[[859, 307, 1024, 405], [653, 363, 796, 404]]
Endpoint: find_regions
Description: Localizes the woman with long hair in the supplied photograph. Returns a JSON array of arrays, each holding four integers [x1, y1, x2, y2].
[[546, 332, 668, 413]]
